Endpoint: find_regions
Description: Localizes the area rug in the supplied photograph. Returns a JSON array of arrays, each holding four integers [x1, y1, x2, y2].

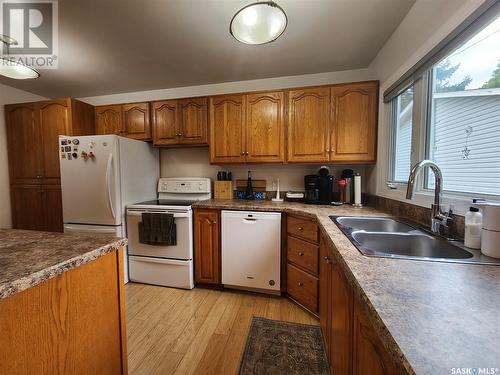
[[238, 317, 330, 375]]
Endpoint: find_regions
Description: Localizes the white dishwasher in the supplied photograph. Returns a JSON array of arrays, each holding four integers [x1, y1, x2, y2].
[[222, 210, 281, 294]]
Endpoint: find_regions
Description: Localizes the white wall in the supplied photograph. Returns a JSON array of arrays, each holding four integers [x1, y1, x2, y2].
[[160, 147, 366, 192], [365, 0, 487, 197], [79, 68, 373, 105], [0, 83, 46, 228], [81, 68, 374, 192]]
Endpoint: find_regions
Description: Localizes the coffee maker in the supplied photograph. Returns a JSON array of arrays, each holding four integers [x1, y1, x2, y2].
[[304, 166, 334, 204]]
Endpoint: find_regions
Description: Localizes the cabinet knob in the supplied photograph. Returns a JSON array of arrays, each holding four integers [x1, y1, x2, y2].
[[245, 151, 249, 155], [240, 152, 245, 156], [324, 256, 331, 264], [298, 252, 304, 256], [211, 220, 217, 224], [36, 175, 42, 179], [325, 149, 330, 153], [297, 227, 303, 231], [298, 282, 304, 287]]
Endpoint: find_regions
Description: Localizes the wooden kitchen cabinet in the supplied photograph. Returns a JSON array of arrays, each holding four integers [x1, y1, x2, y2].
[[194, 209, 221, 285], [209, 94, 246, 163], [0, 249, 128, 375], [152, 100, 178, 145], [123, 102, 151, 140], [331, 81, 378, 163], [96, 102, 151, 140], [210, 91, 285, 164], [353, 298, 396, 375], [178, 97, 208, 145], [319, 231, 395, 375], [95, 105, 123, 135], [5, 98, 95, 232], [152, 97, 208, 146], [245, 91, 285, 163], [287, 87, 331, 163]]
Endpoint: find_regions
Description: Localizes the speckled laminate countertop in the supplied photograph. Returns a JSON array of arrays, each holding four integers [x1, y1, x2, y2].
[[193, 200, 500, 375], [0, 229, 127, 300]]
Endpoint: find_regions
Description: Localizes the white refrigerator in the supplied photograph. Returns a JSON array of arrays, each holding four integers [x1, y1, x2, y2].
[[59, 135, 159, 282]]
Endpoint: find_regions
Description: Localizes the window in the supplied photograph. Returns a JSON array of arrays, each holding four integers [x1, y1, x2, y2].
[[389, 87, 414, 182], [427, 15, 500, 195], [388, 11, 500, 198]]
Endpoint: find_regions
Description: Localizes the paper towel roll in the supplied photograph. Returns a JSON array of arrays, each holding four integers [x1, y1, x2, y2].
[[354, 174, 362, 206]]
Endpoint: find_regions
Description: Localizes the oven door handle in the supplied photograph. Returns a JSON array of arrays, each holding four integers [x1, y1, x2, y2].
[[126, 211, 189, 219]]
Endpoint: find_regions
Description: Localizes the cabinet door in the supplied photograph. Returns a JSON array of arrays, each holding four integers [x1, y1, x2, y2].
[[209, 95, 245, 163], [122, 102, 151, 140], [353, 299, 396, 375], [245, 91, 285, 163], [319, 235, 332, 357], [95, 105, 123, 135], [287, 87, 330, 163], [37, 100, 71, 183], [5, 103, 42, 184], [330, 260, 354, 375], [331, 81, 378, 162], [194, 209, 221, 285], [152, 100, 179, 146], [43, 184, 63, 232], [178, 97, 208, 145], [10, 184, 45, 231]]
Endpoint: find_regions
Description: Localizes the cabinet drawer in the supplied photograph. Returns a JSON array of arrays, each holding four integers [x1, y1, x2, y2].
[[287, 263, 318, 313], [287, 236, 319, 275], [287, 216, 318, 243]]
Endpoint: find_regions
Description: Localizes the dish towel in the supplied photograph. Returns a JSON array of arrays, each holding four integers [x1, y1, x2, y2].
[[138, 212, 177, 246]]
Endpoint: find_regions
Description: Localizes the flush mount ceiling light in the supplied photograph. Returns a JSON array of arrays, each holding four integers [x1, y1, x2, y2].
[[230, 1, 287, 45], [0, 35, 40, 79]]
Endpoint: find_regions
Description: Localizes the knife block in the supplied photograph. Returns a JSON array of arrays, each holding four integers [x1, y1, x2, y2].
[[214, 181, 233, 200]]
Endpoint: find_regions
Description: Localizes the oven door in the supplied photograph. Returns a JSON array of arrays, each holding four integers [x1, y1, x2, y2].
[[126, 209, 192, 260]]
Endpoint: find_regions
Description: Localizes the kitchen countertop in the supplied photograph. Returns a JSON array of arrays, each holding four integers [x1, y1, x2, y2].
[[0, 229, 127, 300], [193, 199, 500, 375]]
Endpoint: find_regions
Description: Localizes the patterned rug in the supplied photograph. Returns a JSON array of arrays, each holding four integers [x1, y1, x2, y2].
[[238, 317, 330, 375]]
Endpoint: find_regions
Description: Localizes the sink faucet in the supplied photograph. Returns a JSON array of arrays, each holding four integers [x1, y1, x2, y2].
[[406, 160, 453, 236]]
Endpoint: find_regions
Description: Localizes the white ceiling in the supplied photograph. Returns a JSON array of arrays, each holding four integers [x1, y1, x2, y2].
[[0, 0, 415, 98]]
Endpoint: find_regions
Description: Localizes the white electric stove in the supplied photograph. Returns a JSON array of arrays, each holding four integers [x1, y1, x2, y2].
[[126, 177, 211, 289]]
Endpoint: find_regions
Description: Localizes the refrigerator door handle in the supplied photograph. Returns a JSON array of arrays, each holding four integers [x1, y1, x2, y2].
[[106, 153, 116, 219]]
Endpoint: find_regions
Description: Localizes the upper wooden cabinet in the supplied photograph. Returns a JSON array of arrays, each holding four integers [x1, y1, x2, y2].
[[178, 97, 208, 145], [209, 91, 285, 164], [151, 97, 208, 146], [331, 81, 378, 163], [96, 102, 151, 140], [287, 87, 331, 163], [245, 91, 285, 163], [95, 105, 123, 136], [5, 103, 42, 185], [123, 102, 151, 140], [209, 94, 246, 163], [152, 100, 178, 146]]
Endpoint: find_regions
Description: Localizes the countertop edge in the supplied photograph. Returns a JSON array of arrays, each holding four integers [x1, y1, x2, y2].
[[0, 238, 127, 301]]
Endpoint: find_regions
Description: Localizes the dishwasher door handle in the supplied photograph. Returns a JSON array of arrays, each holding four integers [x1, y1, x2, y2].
[[243, 218, 258, 222]]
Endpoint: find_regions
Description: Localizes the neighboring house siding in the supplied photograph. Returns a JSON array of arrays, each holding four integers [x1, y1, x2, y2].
[[429, 94, 500, 195]]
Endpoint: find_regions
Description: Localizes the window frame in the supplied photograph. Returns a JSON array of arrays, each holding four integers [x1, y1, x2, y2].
[[381, 70, 500, 216]]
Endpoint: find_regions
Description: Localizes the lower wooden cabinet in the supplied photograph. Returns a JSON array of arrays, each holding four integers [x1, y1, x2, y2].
[[194, 209, 221, 285], [10, 184, 63, 232], [319, 232, 396, 375], [353, 299, 397, 375], [287, 263, 318, 313], [0, 250, 127, 374]]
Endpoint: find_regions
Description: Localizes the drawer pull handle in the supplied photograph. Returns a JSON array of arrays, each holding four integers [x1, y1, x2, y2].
[[297, 227, 303, 231], [298, 282, 304, 287], [298, 252, 304, 256]]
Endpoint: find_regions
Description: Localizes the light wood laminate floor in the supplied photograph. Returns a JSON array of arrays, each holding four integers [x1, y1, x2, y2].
[[125, 283, 319, 375]]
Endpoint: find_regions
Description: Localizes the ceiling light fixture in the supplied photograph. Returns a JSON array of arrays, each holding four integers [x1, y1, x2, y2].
[[0, 35, 40, 79], [230, 1, 287, 45]]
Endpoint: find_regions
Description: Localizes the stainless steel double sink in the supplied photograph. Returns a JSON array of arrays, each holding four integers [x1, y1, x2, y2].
[[331, 216, 500, 265]]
